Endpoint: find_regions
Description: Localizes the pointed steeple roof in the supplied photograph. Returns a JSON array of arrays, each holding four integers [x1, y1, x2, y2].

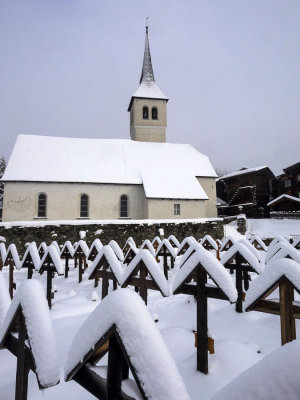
[[140, 26, 155, 84], [128, 24, 168, 111]]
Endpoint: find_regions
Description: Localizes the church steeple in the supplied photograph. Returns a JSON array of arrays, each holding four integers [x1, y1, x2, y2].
[[128, 22, 169, 143], [140, 24, 155, 84]]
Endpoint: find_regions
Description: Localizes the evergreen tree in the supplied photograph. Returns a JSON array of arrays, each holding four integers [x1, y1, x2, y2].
[[0, 156, 7, 197]]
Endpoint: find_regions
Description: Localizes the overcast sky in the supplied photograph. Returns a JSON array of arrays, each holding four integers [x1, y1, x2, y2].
[[0, 0, 299, 176]]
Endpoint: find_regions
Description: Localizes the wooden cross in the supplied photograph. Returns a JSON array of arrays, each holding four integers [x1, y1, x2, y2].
[[173, 261, 234, 374], [156, 242, 176, 279], [89, 255, 119, 297]]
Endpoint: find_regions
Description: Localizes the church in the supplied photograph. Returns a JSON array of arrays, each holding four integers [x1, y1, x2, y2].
[[1, 26, 217, 222]]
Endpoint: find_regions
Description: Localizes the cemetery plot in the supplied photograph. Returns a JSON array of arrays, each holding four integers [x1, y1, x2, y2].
[[173, 247, 237, 373], [87, 238, 103, 262]]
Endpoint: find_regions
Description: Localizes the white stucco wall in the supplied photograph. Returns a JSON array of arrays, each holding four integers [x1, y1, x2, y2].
[[197, 177, 217, 218], [130, 98, 167, 142], [2, 177, 217, 221], [2, 182, 146, 222]]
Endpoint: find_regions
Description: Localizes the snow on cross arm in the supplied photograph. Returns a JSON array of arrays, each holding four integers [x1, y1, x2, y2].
[[156, 238, 177, 258], [39, 244, 64, 274], [108, 240, 125, 262], [60, 240, 75, 258], [120, 249, 169, 296], [21, 242, 41, 271], [140, 239, 156, 256], [173, 248, 237, 303], [4, 243, 20, 269], [88, 245, 124, 285], [0, 280, 60, 387], [200, 234, 218, 250], [64, 289, 190, 400], [244, 258, 300, 310], [220, 242, 263, 274]]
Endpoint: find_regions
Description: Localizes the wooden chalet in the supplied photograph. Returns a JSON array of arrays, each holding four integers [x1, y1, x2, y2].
[[217, 166, 276, 217]]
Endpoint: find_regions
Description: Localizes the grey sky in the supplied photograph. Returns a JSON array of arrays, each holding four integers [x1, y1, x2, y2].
[[0, 0, 299, 176]]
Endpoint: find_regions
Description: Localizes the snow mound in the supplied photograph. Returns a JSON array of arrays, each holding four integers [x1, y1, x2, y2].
[[65, 289, 190, 400], [212, 338, 300, 400], [0, 280, 60, 387]]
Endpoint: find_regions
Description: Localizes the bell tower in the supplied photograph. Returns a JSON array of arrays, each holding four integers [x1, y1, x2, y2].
[[128, 23, 168, 143]]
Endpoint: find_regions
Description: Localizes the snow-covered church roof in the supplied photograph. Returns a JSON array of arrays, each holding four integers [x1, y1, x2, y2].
[[3, 134, 217, 200]]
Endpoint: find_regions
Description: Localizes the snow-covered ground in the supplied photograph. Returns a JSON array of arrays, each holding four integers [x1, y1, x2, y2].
[[0, 220, 299, 399], [246, 218, 300, 239]]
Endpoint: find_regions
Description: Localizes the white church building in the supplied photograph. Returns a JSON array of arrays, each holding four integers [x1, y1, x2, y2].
[[2, 26, 217, 222]]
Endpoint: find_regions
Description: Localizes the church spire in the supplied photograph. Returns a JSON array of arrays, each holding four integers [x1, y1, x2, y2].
[[140, 20, 155, 84]]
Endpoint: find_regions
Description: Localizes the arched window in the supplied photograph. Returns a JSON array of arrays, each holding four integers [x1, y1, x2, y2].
[[143, 106, 149, 119], [152, 107, 158, 120], [120, 195, 128, 218], [38, 193, 47, 217], [80, 194, 89, 218]]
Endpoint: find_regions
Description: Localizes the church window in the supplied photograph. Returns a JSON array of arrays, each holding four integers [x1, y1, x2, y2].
[[174, 204, 180, 215], [143, 106, 149, 119], [152, 107, 158, 120], [38, 193, 47, 218], [120, 195, 128, 218], [80, 194, 89, 218]]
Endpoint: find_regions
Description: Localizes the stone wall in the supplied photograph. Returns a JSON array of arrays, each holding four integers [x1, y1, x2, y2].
[[0, 219, 223, 255]]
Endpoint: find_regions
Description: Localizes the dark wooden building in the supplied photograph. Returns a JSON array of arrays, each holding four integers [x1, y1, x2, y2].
[[217, 166, 276, 217], [276, 162, 300, 199]]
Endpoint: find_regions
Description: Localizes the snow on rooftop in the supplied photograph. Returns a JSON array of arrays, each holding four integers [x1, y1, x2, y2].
[[245, 259, 300, 310], [3, 135, 216, 200], [218, 166, 267, 180], [132, 80, 168, 100], [267, 194, 300, 206], [212, 338, 300, 400], [173, 247, 237, 303], [65, 289, 189, 400], [0, 280, 60, 387]]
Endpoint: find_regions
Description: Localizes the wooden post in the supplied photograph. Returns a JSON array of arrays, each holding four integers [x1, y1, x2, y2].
[[15, 314, 29, 400], [102, 259, 109, 299], [9, 260, 14, 299], [197, 267, 208, 374], [279, 279, 296, 345], [106, 335, 123, 400], [139, 264, 148, 305], [163, 247, 168, 279], [65, 256, 69, 278], [243, 270, 249, 291], [235, 254, 243, 313], [78, 256, 83, 283], [216, 243, 221, 261], [28, 266, 33, 280], [46, 264, 52, 309]]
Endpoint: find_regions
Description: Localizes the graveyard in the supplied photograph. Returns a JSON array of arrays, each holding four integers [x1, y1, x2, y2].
[[0, 218, 299, 399]]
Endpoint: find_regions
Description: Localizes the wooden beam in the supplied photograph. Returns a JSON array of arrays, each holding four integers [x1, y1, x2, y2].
[[279, 279, 296, 345]]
